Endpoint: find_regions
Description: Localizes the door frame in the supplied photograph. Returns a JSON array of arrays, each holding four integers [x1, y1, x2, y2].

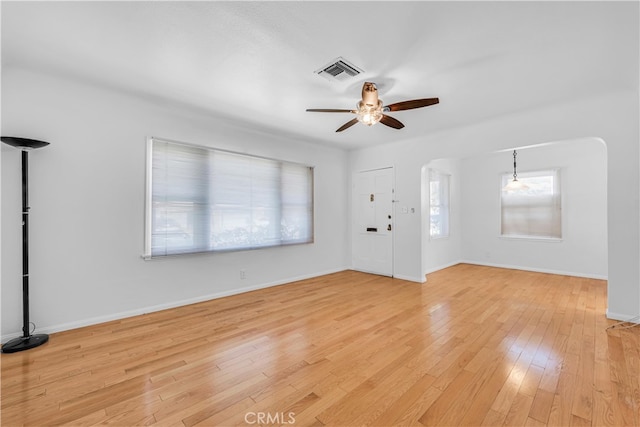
[[351, 165, 396, 277]]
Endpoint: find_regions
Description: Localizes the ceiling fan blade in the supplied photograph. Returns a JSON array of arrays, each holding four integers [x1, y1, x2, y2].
[[380, 114, 405, 130], [384, 98, 439, 112], [336, 118, 359, 132], [306, 108, 355, 113]]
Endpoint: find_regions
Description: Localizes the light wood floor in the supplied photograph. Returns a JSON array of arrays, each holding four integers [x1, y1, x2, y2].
[[2, 264, 639, 426]]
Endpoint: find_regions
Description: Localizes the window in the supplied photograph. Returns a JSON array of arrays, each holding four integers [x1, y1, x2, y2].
[[429, 169, 450, 238], [145, 138, 313, 258], [500, 169, 561, 239]]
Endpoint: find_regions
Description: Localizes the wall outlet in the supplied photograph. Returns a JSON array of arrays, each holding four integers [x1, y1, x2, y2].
[[240, 269, 246, 280]]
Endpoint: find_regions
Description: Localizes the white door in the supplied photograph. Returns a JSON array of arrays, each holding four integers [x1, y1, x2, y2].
[[352, 167, 394, 276]]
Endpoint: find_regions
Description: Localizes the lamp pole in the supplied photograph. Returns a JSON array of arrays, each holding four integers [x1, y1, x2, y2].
[[1, 136, 50, 353]]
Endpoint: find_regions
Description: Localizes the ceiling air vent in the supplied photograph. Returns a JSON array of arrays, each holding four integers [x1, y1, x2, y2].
[[315, 57, 363, 82]]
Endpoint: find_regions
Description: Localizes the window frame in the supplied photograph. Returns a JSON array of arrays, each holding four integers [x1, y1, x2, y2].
[[499, 168, 562, 241], [143, 137, 314, 259], [428, 168, 451, 240]]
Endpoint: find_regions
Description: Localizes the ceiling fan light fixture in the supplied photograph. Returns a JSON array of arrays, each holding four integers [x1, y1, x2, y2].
[[356, 100, 383, 126], [306, 81, 438, 132]]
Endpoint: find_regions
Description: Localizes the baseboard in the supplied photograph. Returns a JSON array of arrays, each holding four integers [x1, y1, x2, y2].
[[348, 267, 424, 284], [606, 310, 640, 323], [392, 274, 426, 284], [424, 260, 462, 277], [459, 260, 608, 281], [357, 259, 606, 284], [2, 262, 611, 342], [1, 266, 349, 342]]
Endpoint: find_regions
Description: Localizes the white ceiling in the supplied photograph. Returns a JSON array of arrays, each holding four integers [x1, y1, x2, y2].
[[2, 1, 637, 150]]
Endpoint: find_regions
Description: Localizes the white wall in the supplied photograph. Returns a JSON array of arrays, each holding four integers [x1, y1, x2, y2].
[[422, 158, 462, 276], [349, 88, 639, 321], [460, 139, 607, 279], [1, 68, 350, 338]]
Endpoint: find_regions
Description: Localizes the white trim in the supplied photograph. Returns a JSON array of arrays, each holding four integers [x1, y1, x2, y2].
[[428, 168, 451, 240], [460, 259, 608, 280], [350, 267, 392, 278], [351, 165, 396, 278], [5, 263, 610, 342], [392, 274, 426, 283], [0, 267, 348, 342], [424, 260, 461, 277], [498, 236, 563, 243], [390, 165, 396, 279], [605, 310, 640, 323], [423, 260, 607, 281], [143, 136, 153, 259]]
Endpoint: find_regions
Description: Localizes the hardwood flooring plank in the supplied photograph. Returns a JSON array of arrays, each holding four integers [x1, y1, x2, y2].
[[528, 388, 554, 424], [490, 350, 534, 415], [480, 408, 506, 426], [458, 349, 519, 425], [283, 382, 348, 427], [369, 373, 437, 426], [503, 392, 534, 426], [417, 369, 475, 425]]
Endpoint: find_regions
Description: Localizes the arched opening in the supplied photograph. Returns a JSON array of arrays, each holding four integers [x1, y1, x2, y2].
[[422, 137, 608, 280]]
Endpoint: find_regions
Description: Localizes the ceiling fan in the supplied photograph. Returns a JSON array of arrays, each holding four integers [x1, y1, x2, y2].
[[306, 82, 439, 132]]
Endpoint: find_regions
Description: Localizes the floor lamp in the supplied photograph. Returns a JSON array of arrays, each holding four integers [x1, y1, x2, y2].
[[1, 136, 50, 353]]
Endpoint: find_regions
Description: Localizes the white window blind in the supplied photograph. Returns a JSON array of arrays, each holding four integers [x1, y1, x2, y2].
[[145, 138, 313, 258], [429, 169, 450, 238], [500, 169, 561, 239]]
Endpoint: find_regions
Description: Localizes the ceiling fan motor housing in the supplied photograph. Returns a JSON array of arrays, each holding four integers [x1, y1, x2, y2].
[[361, 82, 379, 106]]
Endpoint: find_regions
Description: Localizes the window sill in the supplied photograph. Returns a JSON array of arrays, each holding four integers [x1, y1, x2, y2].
[[499, 235, 563, 243], [430, 235, 450, 241]]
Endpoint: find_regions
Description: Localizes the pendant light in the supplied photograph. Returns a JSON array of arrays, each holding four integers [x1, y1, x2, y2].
[[503, 149, 528, 192]]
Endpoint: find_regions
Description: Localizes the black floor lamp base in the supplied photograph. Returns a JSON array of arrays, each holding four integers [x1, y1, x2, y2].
[[1, 334, 49, 354]]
